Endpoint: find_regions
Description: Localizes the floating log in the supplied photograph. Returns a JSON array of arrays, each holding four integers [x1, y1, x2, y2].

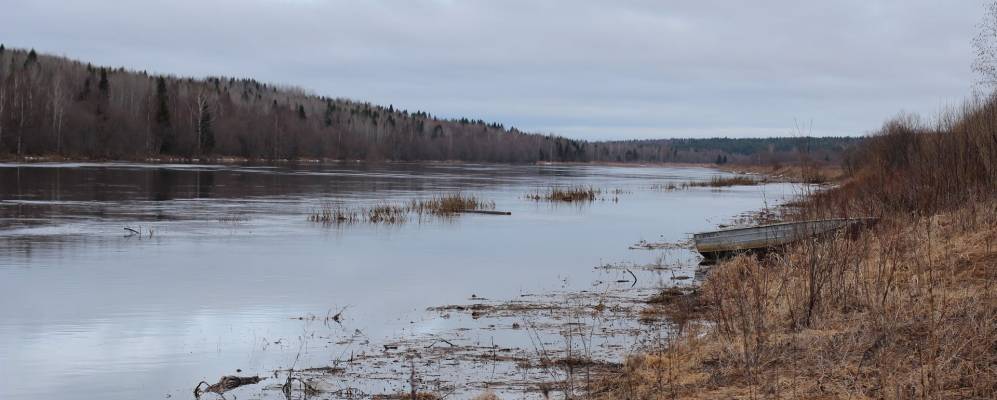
[[458, 209, 512, 215]]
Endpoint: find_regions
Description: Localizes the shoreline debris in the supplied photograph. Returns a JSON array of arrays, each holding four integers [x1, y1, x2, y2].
[[194, 375, 263, 398]]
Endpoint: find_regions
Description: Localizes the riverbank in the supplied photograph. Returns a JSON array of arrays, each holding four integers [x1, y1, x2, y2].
[[591, 203, 996, 399], [588, 104, 997, 398]]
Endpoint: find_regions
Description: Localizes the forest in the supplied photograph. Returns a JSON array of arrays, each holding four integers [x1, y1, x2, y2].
[[0, 46, 859, 164]]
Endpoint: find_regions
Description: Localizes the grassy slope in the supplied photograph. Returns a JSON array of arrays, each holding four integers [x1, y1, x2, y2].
[[593, 98, 997, 399]]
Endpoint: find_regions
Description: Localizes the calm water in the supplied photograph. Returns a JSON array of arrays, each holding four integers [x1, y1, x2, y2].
[[0, 162, 795, 399]]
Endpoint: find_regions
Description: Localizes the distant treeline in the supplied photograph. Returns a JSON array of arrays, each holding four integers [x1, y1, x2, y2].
[[0, 46, 860, 164], [599, 136, 863, 165]]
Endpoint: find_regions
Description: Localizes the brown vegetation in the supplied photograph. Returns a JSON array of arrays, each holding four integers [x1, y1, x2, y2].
[[687, 175, 765, 188], [309, 193, 494, 225], [527, 186, 600, 202], [409, 193, 496, 216], [593, 96, 997, 399], [718, 163, 844, 184]]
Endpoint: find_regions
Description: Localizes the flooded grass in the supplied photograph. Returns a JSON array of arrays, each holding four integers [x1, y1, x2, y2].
[[366, 204, 408, 224], [308, 206, 361, 224], [409, 193, 496, 216], [652, 175, 765, 191], [687, 175, 764, 187], [526, 186, 600, 202], [309, 193, 496, 225]]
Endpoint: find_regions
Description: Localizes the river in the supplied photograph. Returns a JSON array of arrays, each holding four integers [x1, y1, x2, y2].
[[0, 162, 796, 399]]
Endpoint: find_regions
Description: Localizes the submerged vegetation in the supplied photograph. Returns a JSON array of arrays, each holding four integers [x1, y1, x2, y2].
[[408, 193, 496, 216], [686, 175, 765, 188], [308, 193, 495, 225], [651, 174, 766, 191], [526, 186, 600, 202]]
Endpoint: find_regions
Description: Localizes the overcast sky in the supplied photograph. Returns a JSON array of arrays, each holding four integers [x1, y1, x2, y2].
[[1, 0, 986, 140]]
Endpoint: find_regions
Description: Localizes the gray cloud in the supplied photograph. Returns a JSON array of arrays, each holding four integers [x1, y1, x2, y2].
[[1, 0, 983, 139]]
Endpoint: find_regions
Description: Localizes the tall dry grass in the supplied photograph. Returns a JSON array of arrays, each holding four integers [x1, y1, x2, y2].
[[308, 192, 494, 225], [527, 186, 600, 202], [593, 95, 997, 399]]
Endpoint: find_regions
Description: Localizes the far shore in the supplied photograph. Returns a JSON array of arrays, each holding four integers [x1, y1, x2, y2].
[[0, 154, 842, 183]]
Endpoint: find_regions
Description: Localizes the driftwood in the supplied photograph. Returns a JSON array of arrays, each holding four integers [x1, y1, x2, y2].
[[194, 375, 263, 398], [457, 209, 512, 215]]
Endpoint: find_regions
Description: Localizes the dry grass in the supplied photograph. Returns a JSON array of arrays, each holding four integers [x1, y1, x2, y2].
[[308, 206, 360, 224], [687, 175, 765, 188], [718, 163, 844, 184], [597, 207, 997, 399], [309, 192, 494, 225], [527, 186, 600, 202], [653, 175, 766, 191], [593, 95, 997, 399], [409, 193, 495, 216]]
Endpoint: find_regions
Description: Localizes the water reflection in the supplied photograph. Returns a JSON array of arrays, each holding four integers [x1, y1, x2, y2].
[[0, 162, 795, 400]]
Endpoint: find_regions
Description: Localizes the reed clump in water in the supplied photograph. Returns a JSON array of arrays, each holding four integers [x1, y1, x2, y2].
[[409, 193, 496, 216], [308, 206, 360, 224], [527, 186, 600, 202], [687, 175, 764, 188], [309, 193, 496, 225], [366, 204, 408, 224]]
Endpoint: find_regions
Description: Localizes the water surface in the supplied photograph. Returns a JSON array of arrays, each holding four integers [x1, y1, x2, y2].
[[0, 162, 795, 399]]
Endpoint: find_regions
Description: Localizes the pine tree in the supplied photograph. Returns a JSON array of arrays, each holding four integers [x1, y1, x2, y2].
[[297, 104, 306, 119], [154, 77, 173, 153], [155, 77, 170, 126], [98, 68, 109, 96], [323, 100, 335, 127], [24, 49, 38, 67], [79, 77, 92, 100], [199, 102, 214, 154]]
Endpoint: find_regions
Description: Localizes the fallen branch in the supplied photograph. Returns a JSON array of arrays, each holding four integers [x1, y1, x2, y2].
[[194, 375, 262, 398], [457, 209, 511, 215], [425, 338, 457, 348]]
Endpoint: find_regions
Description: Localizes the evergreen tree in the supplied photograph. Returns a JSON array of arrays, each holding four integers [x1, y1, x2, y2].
[[155, 77, 170, 126], [24, 49, 38, 67], [154, 77, 173, 153], [297, 104, 306, 119], [98, 68, 109, 96], [323, 100, 335, 127], [199, 102, 214, 154], [79, 77, 92, 100]]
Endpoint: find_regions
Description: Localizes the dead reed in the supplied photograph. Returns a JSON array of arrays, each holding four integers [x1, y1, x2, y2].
[[408, 193, 495, 216], [687, 175, 765, 188], [309, 192, 495, 225], [527, 186, 600, 202]]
